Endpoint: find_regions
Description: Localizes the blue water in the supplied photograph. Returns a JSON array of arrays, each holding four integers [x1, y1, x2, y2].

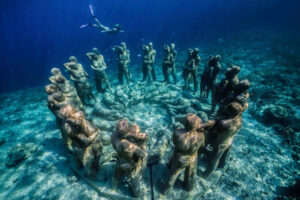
[[0, 0, 299, 93]]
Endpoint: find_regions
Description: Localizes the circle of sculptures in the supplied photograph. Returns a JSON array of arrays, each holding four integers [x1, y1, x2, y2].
[[45, 42, 250, 199]]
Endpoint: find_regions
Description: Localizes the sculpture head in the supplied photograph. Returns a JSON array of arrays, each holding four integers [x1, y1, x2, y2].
[[223, 102, 243, 118], [170, 43, 175, 50], [121, 42, 126, 49], [148, 42, 153, 50], [45, 84, 58, 94], [55, 75, 67, 84], [69, 56, 78, 63], [164, 45, 170, 53], [215, 55, 221, 62], [116, 119, 130, 136], [185, 113, 202, 131], [52, 91, 65, 102], [92, 47, 99, 54], [51, 68, 61, 75], [188, 48, 193, 57], [234, 79, 250, 94]]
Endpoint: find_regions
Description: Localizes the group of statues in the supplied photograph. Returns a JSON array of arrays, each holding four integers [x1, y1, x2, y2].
[[45, 42, 250, 197]]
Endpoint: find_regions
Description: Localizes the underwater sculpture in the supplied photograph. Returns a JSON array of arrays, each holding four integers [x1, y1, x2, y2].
[[60, 105, 103, 177], [200, 55, 221, 99], [161, 114, 215, 194], [162, 45, 177, 84], [86, 48, 112, 93], [49, 68, 83, 109], [200, 102, 248, 178], [113, 42, 131, 85], [182, 48, 201, 93], [142, 42, 157, 82], [64, 56, 95, 105], [111, 119, 148, 197], [210, 65, 241, 114]]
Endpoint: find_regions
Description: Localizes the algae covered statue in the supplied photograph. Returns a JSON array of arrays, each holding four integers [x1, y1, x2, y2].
[[111, 119, 148, 197], [48, 68, 83, 109], [200, 102, 248, 178], [142, 42, 156, 82], [200, 55, 221, 99], [182, 48, 201, 93], [210, 65, 240, 114], [86, 48, 112, 93], [162, 114, 214, 194], [113, 42, 131, 85], [60, 105, 103, 177], [162, 44, 177, 84], [64, 56, 95, 105]]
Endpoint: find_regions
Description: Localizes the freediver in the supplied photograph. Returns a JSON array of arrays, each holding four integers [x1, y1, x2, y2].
[[80, 5, 124, 35]]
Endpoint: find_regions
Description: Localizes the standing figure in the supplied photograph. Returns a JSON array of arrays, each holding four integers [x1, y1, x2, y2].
[[49, 68, 83, 109], [182, 48, 200, 93], [86, 48, 112, 93], [200, 55, 221, 99], [113, 42, 131, 85], [111, 119, 148, 197], [148, 42, 157, 81], [64, 56, 95, 105], [142, 45, 153, 84], [162, 45, 176, 84], [170, 43, 178, 83], [200, 102, 247, 178], [162, 114, 214, 194], [210, 65, 240, 114], [60, 105, 103, 177]]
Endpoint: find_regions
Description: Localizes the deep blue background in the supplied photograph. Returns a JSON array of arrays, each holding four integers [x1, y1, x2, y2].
[[0, 0, 299, 93]]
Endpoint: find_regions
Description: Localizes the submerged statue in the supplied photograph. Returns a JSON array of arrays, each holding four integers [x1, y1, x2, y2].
[[49, 68, 83, 109], [162, 114, 214, 194], [200, 55, 221, 99], [86, 48, 112, 93], [60, 105, 103, 177], [210, 65, 240, 114], [200, 102, 247, 178], [111, 119, 148, 197], [162, 44, 177, 84], [142, 42, 156, 82], [64, 56, 95, 105], [113, 42, 131, 85], [182, 48, 201, 93]]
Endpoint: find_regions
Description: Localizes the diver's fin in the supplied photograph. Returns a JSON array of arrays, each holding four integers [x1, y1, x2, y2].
[[89, 5, 95, 17], [80, 24, 89, 29]]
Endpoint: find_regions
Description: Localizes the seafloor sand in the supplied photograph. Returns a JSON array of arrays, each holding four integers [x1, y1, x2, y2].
[[0, 32, 299, 200]]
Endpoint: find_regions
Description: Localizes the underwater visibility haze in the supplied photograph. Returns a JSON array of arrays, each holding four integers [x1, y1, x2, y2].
[[0, 0, 299, 199]]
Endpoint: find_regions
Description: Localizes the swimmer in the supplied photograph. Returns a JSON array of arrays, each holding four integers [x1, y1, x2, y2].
[[80, 5, 124, 34]]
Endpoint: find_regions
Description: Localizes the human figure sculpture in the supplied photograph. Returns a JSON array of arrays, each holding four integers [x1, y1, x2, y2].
[[161, 114, 215, 194], [86, 48, 112, 93], [49, 68, 83, 109], [142, 45, 154, 84], [113, 42, 131, 84], [200, 55, 221, 99], [111, 119, 148, 197], [210, 65, 240, 114], [45, 89, 74, 150], [200, 102, 247, 178], [64, 56, 95, 105], [182, 48, 200, 93], [60, 105, 103, 177], [142, 42, 156, 82], [170, 43, 178, 83], [162, 45, 177, 84]]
